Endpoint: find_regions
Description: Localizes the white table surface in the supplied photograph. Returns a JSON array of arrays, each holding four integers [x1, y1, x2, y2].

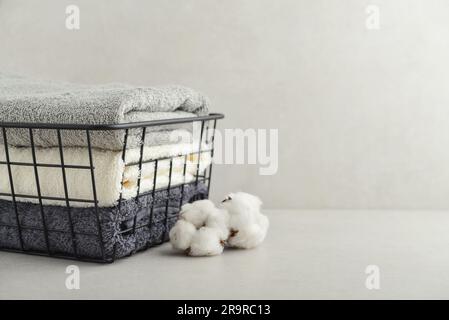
[[1, 209, 449, 299]]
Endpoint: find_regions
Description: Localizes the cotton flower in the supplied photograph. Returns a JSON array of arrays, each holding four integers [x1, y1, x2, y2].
[[169, 219, 197, 251], [169, 192, 268, 256], [170, 200, 228, 256], [187, 227, 225, 256], [179, 199, 216, 228], [205, 208, 229, 241], [219, 192, 269, 249]]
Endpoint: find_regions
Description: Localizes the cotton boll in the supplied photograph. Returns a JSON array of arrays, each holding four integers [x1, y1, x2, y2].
[[187, 227, 224, 256], [219, 192, 269, 249], [220, 192, 262, 218], [169, 219, 197, 251], [205, 208, 230, 241], [179, 199, 216, 228], [173, 199, 227, 256], [227, 214, 269, 249]]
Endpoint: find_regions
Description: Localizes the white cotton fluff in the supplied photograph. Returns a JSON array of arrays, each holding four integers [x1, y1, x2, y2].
[[170, 200, 228, 256], [205, 208, 230, 241], [169, 192, 267, 256], [169, 219, 197, 251], [219, 192, 269, 249], [179, 199, 216, 228], [187, 227, 225, 256]]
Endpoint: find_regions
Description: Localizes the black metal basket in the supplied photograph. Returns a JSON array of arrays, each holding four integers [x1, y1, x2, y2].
[[0, 113, 224, 263]]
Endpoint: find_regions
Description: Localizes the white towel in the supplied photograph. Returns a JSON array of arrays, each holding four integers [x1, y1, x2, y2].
[[0, 142, 211, 207]]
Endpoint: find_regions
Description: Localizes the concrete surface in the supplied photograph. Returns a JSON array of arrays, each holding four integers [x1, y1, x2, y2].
[[1, 210, 449, 299]]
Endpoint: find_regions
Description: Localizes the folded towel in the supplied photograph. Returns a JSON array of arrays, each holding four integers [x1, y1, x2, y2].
[[0, 182, 208, 260], [0, 73, 210, 150], [0, 141, 211, 207]]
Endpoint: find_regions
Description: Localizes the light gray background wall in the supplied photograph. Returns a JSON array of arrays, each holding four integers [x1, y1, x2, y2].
[[1, 0, 448, 209]]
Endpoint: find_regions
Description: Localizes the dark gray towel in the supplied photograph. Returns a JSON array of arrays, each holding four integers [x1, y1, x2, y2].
[[0, 182, 208, 261]]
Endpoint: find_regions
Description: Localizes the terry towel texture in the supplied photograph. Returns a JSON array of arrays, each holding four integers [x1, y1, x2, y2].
[[0, 182, 208, 260], [0, 73, 209, 150], [0, 141, 211, 207]]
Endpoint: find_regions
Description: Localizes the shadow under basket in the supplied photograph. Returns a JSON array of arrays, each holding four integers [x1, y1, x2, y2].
[[0, 113, 223, 263]]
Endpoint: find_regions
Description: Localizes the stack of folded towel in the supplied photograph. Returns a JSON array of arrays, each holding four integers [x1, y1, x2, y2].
[[0, 73, 214, 260]]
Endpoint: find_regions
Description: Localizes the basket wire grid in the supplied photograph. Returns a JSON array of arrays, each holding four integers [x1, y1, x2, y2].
[[0, 113, 224, 262]]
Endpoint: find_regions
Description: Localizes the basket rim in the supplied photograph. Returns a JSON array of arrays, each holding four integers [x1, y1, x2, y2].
[[0, 113, 224, 130]]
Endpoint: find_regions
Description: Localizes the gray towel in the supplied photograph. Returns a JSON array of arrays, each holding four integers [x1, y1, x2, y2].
[[0, 73, 209, 150]]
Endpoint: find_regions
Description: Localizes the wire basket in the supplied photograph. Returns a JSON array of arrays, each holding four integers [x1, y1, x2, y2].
[[0, 113, 224, 263]]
